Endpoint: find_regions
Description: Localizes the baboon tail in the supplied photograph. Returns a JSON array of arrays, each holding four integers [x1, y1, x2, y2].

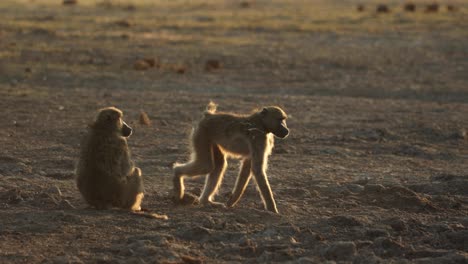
[[204, 101, 217, 115]]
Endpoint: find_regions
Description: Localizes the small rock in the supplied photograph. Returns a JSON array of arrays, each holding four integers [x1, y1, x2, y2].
[[329, 215, 366, 227], [134, 60, 151, 71], [139, 111, 151, 126], [404, 3, 416, 12], [143, 58, 158, 67], [363, 184, 386, 193], [115, 19, 132, 27], [425, 3, 439, 13], [450, 128, 466, 140], [384, 217, 407, 232], [63, 0, 77, 5], [52, 255, 83, 264], [240, 1, 251, 8], [181, 255, 204, 264], [205, 59, 223, 71], [48, 186, 63, 197], [376, 4, 390, 13], [346, 184, 365, 193], [366, 228, 390, 238], [447, 5, 457, 12], [444, 230, 468, 250], [414, 252, 468, 264], [173, 65, 187, 74], [58, 199, 76, 209], [322, 241, 357, 260], [373, 237, 405, 257]]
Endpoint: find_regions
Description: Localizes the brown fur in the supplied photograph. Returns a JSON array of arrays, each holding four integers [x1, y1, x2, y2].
[[76, 107, 144, 211], [173, 102, 289, 213]]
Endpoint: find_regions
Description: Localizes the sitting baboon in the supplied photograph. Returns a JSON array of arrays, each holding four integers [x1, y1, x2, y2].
[[76, 107, 144, 211], [173, 102, 289, 213]]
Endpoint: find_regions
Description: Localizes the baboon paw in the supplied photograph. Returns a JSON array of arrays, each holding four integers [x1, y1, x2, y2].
[[174, 193, 200, 205], [201, 200, 226, 208]]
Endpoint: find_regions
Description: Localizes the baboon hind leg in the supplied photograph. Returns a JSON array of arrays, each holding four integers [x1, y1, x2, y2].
[[226, 159, 252, 208], [173, 133, 214, 203], [199, 145, 227, 206]]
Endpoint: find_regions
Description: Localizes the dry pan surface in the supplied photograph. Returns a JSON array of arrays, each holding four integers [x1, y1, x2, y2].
[[1, 0, 468, 263]]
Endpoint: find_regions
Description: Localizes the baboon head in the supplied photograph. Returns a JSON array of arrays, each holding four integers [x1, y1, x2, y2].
[[260, 107, 289, 138], [92, 107, 133, 137]]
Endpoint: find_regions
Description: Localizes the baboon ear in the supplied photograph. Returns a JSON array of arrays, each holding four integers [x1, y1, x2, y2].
[[261, 108, 268, 116]]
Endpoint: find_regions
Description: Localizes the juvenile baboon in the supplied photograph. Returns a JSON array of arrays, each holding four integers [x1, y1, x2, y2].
[[173, 102, 289, 213], [76, 107, 144, 211]]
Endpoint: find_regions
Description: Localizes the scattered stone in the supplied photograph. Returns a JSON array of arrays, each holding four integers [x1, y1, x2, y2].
[[447, 5, 457, 12], [139, 111, 151, 126], [134, 60, 151, 71], [52, 255, 84, 264], [48, 186, 63, 197], [346, 184, 365, 194], [328, 215, 367, 227], [181, 255, 204, 264], [373, 237, 405, 257], [1, 188, 24, 204], [384, 217, 407, 232], [58, 199, 76, 209], [366, 228, 390, 239], [205, 59, 223, 71], [443, 230, 468, 250], [404, 3, 416, 12], [425, 3, 439, 13], [376, 4, 390, 13], [413, 252, 468, 264], [322, 241, 357, 260], [127, 240, 161, 255], [63, 0, 77, 5], [363, 184, 385, 193], [449, 128, 466, 140], [143, 58, 158, 68], [173, 65, 187, 74], [177, 226, 212, 241], [361, 185, 437, 211], [115, 19, 132, 27], [240, 1, 251, 8]]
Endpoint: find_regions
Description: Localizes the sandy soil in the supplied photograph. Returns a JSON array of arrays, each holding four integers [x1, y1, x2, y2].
[[1, 0, 467, 263]]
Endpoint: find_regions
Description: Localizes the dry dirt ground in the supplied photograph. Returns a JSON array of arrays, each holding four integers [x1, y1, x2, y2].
[[1, 0, 468, 263]]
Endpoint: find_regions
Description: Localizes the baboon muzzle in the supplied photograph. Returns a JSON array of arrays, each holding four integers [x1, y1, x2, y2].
[[274, 127, 289, 138], [122, 122, 133, 137]]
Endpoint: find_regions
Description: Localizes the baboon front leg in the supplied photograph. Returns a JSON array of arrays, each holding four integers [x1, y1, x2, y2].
[[173, 134, 214, 203], [199, 145, 227, 206], [251, 156, 278, 214], [226, 159, 252, 208]]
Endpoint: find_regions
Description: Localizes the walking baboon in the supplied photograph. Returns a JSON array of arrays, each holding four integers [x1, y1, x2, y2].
[[76, 107, 144, 211], [173, 102, 289, 213]]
